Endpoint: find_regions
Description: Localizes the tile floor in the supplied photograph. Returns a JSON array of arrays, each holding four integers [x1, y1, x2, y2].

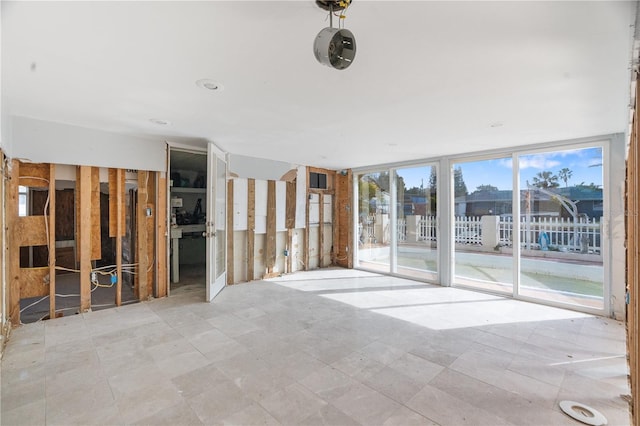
[[0, 268, 631, 425]]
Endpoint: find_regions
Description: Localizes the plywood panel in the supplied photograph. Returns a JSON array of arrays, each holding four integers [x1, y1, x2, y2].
[[20, 267, 50, 299], [78, 166, 92, 312], [19, 162, 49, 188], [16, 216, 48, 247], [247, 179, 255, 281], [334, 169, 353, 268], [266, 180, 276, 273]]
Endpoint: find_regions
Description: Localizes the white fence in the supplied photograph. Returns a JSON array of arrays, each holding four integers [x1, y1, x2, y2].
[[396, 215, 601, 254]]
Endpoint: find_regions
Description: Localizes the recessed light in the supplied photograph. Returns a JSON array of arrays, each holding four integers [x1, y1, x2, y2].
[[149, 118, 170, 125], [196, 79, 222, 91]]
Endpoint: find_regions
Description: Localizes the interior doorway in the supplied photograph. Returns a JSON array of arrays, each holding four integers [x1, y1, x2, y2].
[[168, 149, 208, 293]]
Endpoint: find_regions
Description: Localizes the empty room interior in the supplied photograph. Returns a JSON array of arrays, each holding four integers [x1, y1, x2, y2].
[[2, 1, 640, 425]]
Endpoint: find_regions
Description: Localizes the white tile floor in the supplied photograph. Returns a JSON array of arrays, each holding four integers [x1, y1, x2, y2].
[[1, 269, 631, 425]]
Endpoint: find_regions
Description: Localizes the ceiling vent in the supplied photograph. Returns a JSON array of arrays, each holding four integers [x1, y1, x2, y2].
[[313, 0, 356, 70]]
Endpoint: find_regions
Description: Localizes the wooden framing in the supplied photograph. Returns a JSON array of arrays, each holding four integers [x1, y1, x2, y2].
[[627, 75, 640, 426], [286, 180, 296, 273], [334, 169, 353, 268], [304, 191, 310, 271], [109, 168, 126, 305], [266, 180, 276, 275], [78, 166, 92, 312], [8, 160, 19, 324], [319, 193, 324, 268], [157, 172, 167, 297], [48, 164, 56, 319], [136, 171, 149, 301], [227, 179, 234, 284], [90, 167, 101, 260], [247, 179, 255, 281]]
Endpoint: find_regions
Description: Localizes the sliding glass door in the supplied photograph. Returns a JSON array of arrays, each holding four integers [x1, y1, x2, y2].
[[356, 171, 391, 273], [452, 158, 513, 294], [517, 147, 604, 309], [394, 165, 438, 281]]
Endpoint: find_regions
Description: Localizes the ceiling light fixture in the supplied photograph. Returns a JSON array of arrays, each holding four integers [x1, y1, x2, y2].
[[196, 79, 222, 91], [313, 0, 356, 70]]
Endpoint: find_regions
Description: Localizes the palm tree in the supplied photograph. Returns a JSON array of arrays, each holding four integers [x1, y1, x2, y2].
[[558, 167, 573, 187], [532, 171, 560, 189]]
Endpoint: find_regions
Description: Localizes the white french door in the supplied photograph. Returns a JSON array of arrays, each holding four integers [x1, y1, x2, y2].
[[206, 143, 227, 301]]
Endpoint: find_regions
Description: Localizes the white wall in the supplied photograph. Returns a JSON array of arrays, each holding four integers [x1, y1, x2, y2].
[[9, 116, 166, 171]]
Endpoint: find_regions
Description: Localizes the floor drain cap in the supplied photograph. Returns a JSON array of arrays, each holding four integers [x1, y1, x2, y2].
[[559, 400, 607, 426]]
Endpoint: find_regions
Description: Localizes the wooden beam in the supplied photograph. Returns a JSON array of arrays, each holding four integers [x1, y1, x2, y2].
[[287, 229, 293, 274], [247, 179, 255, 281], [137, 171, 149, 301], [145, 172, 155, 298], [90, 167, 101, 261], [48, 164, 56, 320], [319, 192, 324, 268], [78, 166, 92, 312], [115, 169, 124, 306], [286, 180, 296, 229], [266, 180, 276, 274], [304, 183, 310, 271], [227, 179, 234, 285], [157, 172, 167, 297], [8, 160, 20, 324]]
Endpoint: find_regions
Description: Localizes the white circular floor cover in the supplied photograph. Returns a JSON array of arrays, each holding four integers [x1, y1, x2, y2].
[[559, 400, 607, 426]]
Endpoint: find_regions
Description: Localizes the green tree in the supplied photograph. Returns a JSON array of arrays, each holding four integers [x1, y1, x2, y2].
[[531, 171, 560, 189], [454, 166, 468, 197], [558, 167, 573, 187]]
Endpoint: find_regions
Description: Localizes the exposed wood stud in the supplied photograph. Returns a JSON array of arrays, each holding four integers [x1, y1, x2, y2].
[[334, 169, 353, 268], [48, 164, 56, 319], [8, 160, 20, 324], [78, 166, 92, 312], [319, 192, 324, 268], [247, 179, 255, 281], [90, 167, 101, 260], [285, 180, 296, 229], [627, 75, 640, 426], [137, 171, 149, 301], [266, 180, 276, 274], [304, 178, 310, 271], [227, 179, 234, 285], [287, 229, 293, 274], [157, 173, 168, 297], [115, 169, 124, 306]]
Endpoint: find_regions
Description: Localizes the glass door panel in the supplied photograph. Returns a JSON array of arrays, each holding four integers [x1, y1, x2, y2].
[[453, 158, 513, 294], [518, 147, 604, 309], [357, 171, 391, 272], [394, 165, 438, 281]]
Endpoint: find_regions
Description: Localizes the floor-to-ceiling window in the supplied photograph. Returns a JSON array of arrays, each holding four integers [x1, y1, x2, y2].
[[354, 139, 613, 316], [452, 157, 514, 294], [356, 171, 391, 273], [394, 165, 438, 281], [517, 146, 604, 309]]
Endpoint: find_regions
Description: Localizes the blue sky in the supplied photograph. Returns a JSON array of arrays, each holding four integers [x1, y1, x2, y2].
[[397, 147, 603, 192]]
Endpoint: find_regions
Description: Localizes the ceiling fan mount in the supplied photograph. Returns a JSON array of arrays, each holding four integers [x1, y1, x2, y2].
[[315, 0, 351, 12]]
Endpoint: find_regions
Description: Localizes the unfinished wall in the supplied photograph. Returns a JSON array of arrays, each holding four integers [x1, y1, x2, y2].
[[227, 168, 307, 283]]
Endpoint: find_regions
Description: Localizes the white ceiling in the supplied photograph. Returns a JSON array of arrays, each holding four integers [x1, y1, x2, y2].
[[2, 1, 636, 170]]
